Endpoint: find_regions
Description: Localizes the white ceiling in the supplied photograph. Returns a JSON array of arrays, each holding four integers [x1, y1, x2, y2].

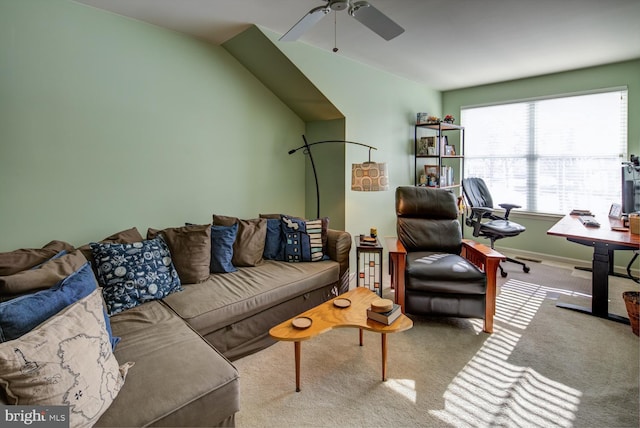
[[75, 0, 640, 91]]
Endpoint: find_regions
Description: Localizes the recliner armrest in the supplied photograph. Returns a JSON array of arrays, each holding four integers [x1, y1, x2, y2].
[[386, 237, 407, 311], [461, 239, 505, 333]]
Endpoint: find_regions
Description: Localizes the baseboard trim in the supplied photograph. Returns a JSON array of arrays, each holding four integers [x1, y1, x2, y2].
[[494, 245, 639, 277]]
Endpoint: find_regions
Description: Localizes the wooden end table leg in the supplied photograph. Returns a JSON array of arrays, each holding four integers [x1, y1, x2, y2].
[[381, 333, 387, 381], [294, 341, 301, 392], [359, 328, 363, 346]]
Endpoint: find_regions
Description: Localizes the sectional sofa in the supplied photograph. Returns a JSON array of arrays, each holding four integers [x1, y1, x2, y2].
[[0, 214, 352, 427]]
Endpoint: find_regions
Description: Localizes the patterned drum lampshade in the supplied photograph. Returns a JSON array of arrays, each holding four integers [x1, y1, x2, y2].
[[351, 162, 389, 191]]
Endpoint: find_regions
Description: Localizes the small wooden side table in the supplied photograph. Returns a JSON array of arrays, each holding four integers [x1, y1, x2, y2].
[[355, 235, 383, 297]]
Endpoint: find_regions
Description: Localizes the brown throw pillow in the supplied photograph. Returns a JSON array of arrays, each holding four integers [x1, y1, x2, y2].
[[147, 224, 211, 284], [0, 250, 88, 297], [78, 227, 145, 263], [213, 215, 267, 267], [0, 240, 75, 276]]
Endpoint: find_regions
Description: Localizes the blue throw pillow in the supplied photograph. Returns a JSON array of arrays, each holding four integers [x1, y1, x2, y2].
[[263, 218, 285, 261], [210, 223, 238, 273], [0, 262, 119, 349], [91, 237, 183, 315]]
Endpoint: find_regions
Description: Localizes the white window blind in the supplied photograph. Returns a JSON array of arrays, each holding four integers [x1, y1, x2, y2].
[[461, 89, 628, 215]]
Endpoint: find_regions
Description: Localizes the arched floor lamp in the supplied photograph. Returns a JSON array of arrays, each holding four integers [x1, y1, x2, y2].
[[288, 135, 389, 218]]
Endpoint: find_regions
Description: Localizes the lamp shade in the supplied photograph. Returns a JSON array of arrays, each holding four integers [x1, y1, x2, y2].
[[351, 162, 389, 191]]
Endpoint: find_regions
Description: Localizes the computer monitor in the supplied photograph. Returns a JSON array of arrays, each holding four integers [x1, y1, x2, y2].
[[622, 156, 640, 215]]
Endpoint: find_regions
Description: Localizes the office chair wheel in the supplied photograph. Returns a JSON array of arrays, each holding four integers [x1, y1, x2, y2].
[[499, 265, 508, 278]]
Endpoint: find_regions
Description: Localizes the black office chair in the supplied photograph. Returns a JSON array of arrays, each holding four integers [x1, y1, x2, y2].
[[462, 177, 530, 278]]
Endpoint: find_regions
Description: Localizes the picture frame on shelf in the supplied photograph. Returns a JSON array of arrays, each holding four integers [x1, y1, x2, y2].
[[417, 137, 429, 156], [444, 144, 456, 156], [424, 166, 438, 187], [417, 136, 437, 156]]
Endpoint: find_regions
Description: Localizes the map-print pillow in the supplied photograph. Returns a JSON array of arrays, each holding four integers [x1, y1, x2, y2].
[[0, 289, 134, 428], [90, 237, 182, 315]]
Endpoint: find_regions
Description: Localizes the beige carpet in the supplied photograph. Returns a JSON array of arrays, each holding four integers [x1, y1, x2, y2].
[[233, 261, 639, 427]]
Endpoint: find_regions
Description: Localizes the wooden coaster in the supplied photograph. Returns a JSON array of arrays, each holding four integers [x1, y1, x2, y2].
[[370, 298, 393, 313], [292, 317, 312, 329], [333, 298, 351, 308]]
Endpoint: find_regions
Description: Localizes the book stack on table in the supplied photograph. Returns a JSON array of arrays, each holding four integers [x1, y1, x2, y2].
[[367, 298, 401, 325]]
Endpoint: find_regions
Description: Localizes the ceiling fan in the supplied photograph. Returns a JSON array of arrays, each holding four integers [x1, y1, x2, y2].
[[279, 0, 404, 42]]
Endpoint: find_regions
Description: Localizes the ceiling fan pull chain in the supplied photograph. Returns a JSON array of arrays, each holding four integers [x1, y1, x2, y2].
[[333, 11, 339, 52]]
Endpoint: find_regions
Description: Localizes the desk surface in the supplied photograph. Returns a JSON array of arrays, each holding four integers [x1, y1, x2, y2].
[[547, 214, 640, 248]]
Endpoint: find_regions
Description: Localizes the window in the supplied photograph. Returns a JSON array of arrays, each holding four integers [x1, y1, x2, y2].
[[461, 89, 628, 215]]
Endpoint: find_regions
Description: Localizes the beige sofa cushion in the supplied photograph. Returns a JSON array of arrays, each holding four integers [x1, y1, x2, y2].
[[162, 259, 339, 337], [97, 300, 239, 427]]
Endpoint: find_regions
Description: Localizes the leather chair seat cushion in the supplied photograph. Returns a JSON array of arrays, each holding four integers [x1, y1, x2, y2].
[[480, 219, 526, 236], [405, 252, 486, 294], [404, 291, 486, 319]]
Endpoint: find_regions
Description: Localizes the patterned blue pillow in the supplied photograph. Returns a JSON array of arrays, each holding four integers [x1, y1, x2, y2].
[[282, 217, 311, 262], [281, 216, 327, 263], [210, 223, 238, 273], [90, 237, 182, 315]]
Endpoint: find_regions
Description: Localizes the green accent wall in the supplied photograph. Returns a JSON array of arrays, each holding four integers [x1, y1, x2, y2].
[[2, 0, 636, 273], [0, 0, 306, 250], [443, 59, 640, 269], [262, 29, 441, 247]]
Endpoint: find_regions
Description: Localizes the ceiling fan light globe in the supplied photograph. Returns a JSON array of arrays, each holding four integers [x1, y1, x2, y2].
[[329, 0, 350, 11], [349, 1, 371, 16]]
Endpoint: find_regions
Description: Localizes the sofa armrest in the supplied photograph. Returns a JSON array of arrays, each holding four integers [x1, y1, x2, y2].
[[326, 229, 352, 294], [461, 239, 505, 333]]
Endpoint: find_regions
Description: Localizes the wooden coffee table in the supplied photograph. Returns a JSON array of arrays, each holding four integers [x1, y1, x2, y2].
[[269, 287, 413, 392]]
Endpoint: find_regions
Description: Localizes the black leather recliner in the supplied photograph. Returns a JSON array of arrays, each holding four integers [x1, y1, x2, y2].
[[388, 186, 504, 333], [462, 177, 530, 278]]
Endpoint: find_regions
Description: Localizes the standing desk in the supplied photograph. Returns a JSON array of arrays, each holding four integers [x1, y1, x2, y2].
[[547, 214, 639, 324]]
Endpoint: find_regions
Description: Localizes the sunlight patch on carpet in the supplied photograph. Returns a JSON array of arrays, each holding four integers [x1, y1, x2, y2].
[[382, 378, 416, 403], [430, 278, 582, 427]]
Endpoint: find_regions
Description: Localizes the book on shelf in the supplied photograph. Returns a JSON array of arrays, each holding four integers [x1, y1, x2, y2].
[[366, 304, 401, 325]]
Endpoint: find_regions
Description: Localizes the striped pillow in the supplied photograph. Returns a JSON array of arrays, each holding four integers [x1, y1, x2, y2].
[[305, 219, 324, 262]]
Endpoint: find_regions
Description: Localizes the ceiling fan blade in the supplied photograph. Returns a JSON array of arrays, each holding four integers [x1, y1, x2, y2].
[[350, 1, 404, 41], [279, 6, 331, 41]]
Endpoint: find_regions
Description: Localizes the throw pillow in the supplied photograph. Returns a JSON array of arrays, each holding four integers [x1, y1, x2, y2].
[[0, 289, 133, 427], [0, 261, 120, 350], [261, 213, 329, 255], [210, 223, 238, 273], [0, 240, 75, 276], [281, 216, 327, 263], [0, 250, 88, 297], [305, 218, 325, 262], [90, 238, 182, 315], [147, 224, 212, 284], [281, 216, 310, 262], [213, 215, 267, 267], [262, 218, 285, 261], [0, 262, 97, 342], [78, 227, 144, 265]]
